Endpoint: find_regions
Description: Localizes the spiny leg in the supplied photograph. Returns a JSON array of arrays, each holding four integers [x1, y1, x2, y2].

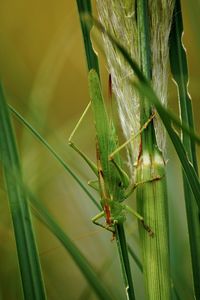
[[125, 205, 154, 237], [68, 101, 98, 176], [109, 112, 156, 160]]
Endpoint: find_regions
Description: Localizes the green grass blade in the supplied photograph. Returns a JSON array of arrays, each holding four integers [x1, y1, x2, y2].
[[9, 105, 101, 211], [76, 0, 99, 73], [116, 224, 136, 300], [169, 1, 200, 298], [0, 85, 46, 300], [169, 0, 199, 174], [28, 191, 113, 300], [89, 17, 200, 212]]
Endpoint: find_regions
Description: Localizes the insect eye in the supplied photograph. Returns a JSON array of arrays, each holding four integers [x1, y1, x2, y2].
[[118, 181, 123, 187]]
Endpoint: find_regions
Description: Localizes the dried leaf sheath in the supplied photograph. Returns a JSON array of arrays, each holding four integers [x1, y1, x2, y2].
[[96, 0, 174, 172]]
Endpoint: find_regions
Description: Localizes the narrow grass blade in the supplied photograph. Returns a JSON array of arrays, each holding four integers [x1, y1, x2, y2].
[[169, 1, 200, 298], [116, 224, 136, 300], [9, 105, 101, 211], [76, 0, 99, 74], [28, 191, 113, 300], [0, 85, 46, 300], [89, 17, 200, 212], [169, 0, 199, 173]]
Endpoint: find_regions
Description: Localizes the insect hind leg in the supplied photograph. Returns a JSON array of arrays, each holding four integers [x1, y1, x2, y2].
[[125, 205, 154, 237]]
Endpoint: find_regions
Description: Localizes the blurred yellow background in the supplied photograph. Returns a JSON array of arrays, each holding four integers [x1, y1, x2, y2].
[[0, 1, 199, 299]]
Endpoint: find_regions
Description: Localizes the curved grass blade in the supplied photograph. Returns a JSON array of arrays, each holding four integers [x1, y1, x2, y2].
[[28, 190, 113, 300], [88, 16, 200, 212], [9, 105, 101, 211], [0, 85, 46, 300], [169, 1, 200, 298], [169, 0, 198, 174]]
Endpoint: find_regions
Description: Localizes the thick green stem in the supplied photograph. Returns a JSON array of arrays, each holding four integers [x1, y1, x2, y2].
[[136, 1, 171, 299], [137, 150, 171, 299]]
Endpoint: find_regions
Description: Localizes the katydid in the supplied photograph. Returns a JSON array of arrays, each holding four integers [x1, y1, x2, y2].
[[69, 69, 156, 236]]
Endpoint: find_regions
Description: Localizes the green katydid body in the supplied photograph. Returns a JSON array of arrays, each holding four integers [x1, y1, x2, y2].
[[69, 69, 154, 234], [88, 70, 138, 298], [88, 69, 131, 229]]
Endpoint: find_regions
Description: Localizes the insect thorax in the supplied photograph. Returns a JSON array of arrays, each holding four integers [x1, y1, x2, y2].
[[110, 201, 126, 224]]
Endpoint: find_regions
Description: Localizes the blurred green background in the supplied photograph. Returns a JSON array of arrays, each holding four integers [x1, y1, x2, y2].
[[0, 1, 199, 299]]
